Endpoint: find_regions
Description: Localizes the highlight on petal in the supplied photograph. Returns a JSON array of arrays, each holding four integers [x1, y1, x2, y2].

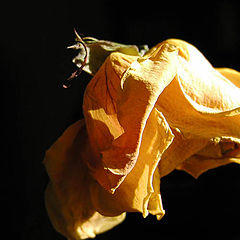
[[44, 120, 125, 239], [82, 52, 137, 191], [75, 212, 126, 239], [216, 68, 240, 88]]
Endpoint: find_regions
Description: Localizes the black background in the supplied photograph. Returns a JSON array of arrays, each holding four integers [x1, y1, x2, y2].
[[2, 1, 240, 240]]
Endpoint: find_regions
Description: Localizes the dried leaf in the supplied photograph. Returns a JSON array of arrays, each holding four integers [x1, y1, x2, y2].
[[71, 35, 148, 76]]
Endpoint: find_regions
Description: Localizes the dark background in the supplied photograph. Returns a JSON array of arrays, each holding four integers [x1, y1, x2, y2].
[[2, 1, 240, 239]]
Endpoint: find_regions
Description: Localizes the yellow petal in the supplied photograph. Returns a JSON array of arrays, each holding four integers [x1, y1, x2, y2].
[[155, 39, 240, 139], [158, 128, 208, 178], [176, 138, 240, 178], [44, 120, 125, 240], [90, 108, 173, 219], [196, 137, 240, 158], [82, 52, 137, 193], [176, 155, 240, 179], [172, 39, 240, 114], [216, 68, 240, 88], [84, 44, 179, 192], [147, 167, 165, 220], [115, 108, 173, 218]]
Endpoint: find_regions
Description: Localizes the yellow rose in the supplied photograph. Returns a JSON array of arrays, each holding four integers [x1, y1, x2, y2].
[[44, 38, 240, 239]]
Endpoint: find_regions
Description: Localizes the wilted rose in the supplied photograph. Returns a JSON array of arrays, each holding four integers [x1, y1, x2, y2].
[[44, 37, 240, 239]]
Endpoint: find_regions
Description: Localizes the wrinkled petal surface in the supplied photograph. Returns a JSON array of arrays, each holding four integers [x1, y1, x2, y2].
[[176, 138, 240, 178], [84, 44, 178, 192], [44, 120, 125, 239], [155, 39, 240, 140]]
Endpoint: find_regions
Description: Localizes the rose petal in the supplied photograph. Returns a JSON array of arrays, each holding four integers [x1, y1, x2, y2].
[[44, 120, 125, 239], [216, 68, 240, 88], [90, 108, 173, 219], [176, 138, 240, 178], [158, 128, 208, 178], [155, 40, 240, 140], [115, 108, 174, 218], [84, 44, 179, 192], [176, 155, 240, 179]]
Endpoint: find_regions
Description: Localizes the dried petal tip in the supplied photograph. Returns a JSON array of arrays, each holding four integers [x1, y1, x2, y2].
[[74, 28, 84, 42], [63, 30, 88, 88]]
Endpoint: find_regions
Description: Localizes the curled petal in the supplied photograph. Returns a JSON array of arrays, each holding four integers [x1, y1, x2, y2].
[[89, 108, 174, 219], [155, 40, 240, 139], [114, 108, 173, 218], [84, 44, 179, 192], [174, 40, 240, 114], [44, 120, 125, 239], [83, 52, 137, 190], [176, 139, 240, 178], [176, 156, 240, 179]]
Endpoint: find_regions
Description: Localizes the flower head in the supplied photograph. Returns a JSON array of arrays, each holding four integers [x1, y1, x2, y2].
[[44, 37, 240, 239]]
